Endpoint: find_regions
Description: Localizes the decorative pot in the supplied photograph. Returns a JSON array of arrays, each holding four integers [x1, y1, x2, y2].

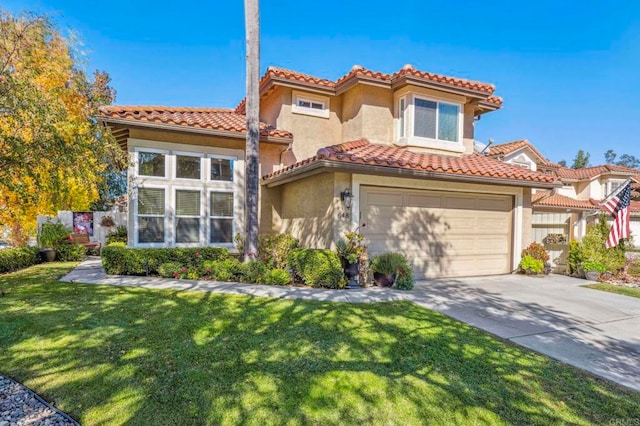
[[40, 249, 56, 262], [585, 271, 601, 281], [373, 272, 396, 287], [344, 262, 360, 289]]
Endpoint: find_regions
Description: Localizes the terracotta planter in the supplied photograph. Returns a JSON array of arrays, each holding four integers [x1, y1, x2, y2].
[[373, 272, 396, 287]]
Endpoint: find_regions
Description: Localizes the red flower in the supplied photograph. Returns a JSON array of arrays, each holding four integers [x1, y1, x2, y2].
[[206, 268, 211, 274], [195, 251, 201, 257], [173, 272, 179, 278], [181, 266, 187, 272]]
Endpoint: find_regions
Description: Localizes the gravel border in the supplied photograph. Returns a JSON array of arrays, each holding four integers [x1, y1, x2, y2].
[[0, 376, 78, 426]]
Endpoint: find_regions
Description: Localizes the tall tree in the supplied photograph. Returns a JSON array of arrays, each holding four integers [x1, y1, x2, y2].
[[571, 150, 590, 169], [0, 10, 124, 243], [603, 149, 640, 169], [244, 0, 260, 258], [604, 149, 616, 164]]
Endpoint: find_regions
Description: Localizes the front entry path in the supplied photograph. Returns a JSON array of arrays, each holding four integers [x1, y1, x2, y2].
[[62, 259, 640, 392]]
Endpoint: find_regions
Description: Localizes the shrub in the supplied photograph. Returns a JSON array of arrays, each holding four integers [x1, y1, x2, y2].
[[521, 242, 549, 264], [0, 246, 40, 274], [204, 258, 242, 281], [288, 248, 343, 289], [579, 214, 626, 273], [567, 240, 584, 276], [264, 268, 291, 286], [239, 260, 268, 283], [106, 226, 127, 244], [581, 260, 607, 273], [258, 234, 299, 269], [336, 230, 366, 265], [56, 242, 86, 261], [519, 255, 544, 274], [628, 260, 640, 278], [101, 246, 229, 276], [38, 221, 70, 249], [158, 262, 184, 278]]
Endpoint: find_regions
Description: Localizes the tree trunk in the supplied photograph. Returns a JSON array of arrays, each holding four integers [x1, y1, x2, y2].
[[244, 0, 260, 259]]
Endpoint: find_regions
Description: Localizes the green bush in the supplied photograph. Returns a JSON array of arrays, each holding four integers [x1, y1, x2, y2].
[[581, 260, 607, 273], [101, 246, 229, 276], [0, 246, 40, 274], [521, 242, 549, 264], [239, 260, 268, 283], [567, 240, 584, 275], [628, 260, 640, 278], [264, 268, 291, 286], [519, 255, 544, 274], [204, 258, 242, 281], [158, 262, 184, 278], [258, 234, 299, 269], [56, 242, 86, 261], [288, 248, 343, 289], [106, 226, 128, 244], [578, 214, 626, 273], [395, 270, 415, 290], [38, 221, 70, 249]]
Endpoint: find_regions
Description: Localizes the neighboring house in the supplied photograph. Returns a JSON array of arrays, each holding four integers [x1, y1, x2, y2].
[[97, 64, 559, 279], [489, 139, 640, 271]]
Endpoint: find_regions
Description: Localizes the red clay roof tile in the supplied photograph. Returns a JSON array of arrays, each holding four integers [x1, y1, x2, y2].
[[532, 191, 598, 210], [489, 140, 548, 164], [98, 105, 292, 139], [263, 139, 557, 185]]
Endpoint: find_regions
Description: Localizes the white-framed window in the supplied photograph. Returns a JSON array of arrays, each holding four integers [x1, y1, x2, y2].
[[209, 191, 234, 243], [174, 189, 203, 244], [397, 95, 464, 152], [137, 187, 166, 244], [291, 90, 330, 118], [209, 156, 235, 182], [175, 152, 202, 180], [602, 180, 625, 198], [136, 149, 167, 178]]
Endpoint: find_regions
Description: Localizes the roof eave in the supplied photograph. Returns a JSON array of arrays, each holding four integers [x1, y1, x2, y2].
[[97, 116, 292, 145], [391, 75, 493, 100], [263, 160, 560, 189], [261, 76, 335, 96]]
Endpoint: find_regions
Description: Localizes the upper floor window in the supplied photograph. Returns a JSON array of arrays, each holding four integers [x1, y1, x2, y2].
[[175, 154, 202, 180], [138, 151, 166, 177], [292, 90, 330, 118], [602, 180, 625, 198], [210, 157, 234, 182], [397, 95, 464, 152]]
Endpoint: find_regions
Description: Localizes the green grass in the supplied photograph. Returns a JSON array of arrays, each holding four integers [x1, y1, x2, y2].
[[584, 283, 640, 299], [1, 264, 639, 425]]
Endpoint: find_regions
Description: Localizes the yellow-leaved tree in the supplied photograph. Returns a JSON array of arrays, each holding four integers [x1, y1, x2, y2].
[[0, 10, 125, 244]]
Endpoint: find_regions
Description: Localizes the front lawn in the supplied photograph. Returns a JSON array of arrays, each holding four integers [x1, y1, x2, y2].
[[584, 283, 640, 299], [1, 264, 639, 425]]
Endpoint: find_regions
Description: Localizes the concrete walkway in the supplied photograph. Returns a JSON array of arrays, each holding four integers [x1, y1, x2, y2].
[[61, 259, 640, 392]]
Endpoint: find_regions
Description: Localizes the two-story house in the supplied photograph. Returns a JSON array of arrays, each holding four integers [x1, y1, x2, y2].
[[98, 65, 559, 279], [489, 139, 640, 270]]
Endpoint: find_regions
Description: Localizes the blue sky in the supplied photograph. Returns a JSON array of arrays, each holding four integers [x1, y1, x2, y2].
[[4, 0, 640, 164]]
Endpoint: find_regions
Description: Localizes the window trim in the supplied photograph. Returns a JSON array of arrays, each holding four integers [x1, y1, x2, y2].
[[173, 187, 205, 247], [208, 189, 235, 246], [134, 185, 168, 247], [173, 150, 204, 181], [135, 147, 168, 179], [396, 94, 465, 153], [207, 154, 237, 183], [291, 90, 330, 118]]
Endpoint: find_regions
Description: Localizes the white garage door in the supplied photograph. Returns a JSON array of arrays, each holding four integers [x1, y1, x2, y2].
[[361, 186, 514, 279]]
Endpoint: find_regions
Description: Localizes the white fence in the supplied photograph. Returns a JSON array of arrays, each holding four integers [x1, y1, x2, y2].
[[37, 211, 127, 246]]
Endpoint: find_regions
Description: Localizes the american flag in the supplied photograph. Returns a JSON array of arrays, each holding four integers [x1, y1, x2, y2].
[[602, 182, 632, 248]]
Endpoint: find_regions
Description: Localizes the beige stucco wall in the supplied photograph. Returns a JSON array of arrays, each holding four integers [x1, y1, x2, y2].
[[521, 187, 533, 249]]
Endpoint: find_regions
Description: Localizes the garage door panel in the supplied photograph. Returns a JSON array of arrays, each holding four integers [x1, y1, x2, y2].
[[361, 186, 513, 278]]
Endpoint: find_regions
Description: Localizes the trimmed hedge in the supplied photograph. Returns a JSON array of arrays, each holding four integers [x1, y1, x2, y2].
[[56, 242, 86, 261], [0, 246, 40, 274], [102, 245, 229, 275], [288, 248, 343, 289]]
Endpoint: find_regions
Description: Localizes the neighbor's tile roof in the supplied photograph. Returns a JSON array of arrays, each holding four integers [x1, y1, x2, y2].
[[551, 164, 640, 180], [489, 139, 548, 163], [236, 65, 502, 113], [98, 106, 293, 139], [532, 191, 598, 210], [263, 139, 557, 185]]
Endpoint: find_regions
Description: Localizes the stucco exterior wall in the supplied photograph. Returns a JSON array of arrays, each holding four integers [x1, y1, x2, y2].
[[272, 172, 336, 248]]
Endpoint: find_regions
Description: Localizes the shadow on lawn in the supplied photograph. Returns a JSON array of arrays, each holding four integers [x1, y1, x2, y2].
[[0, 264, 639, 425]]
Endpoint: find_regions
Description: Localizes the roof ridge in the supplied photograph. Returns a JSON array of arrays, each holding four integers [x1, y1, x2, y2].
[[100, 105, 235, 113]]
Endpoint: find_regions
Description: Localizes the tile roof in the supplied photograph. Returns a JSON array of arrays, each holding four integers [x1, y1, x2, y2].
[[489, 139, 548, 163], [532, 191, 598, 210], [98, 106, 293, 139], [551, 164, 640, 180], [263, 139, 557, 185]]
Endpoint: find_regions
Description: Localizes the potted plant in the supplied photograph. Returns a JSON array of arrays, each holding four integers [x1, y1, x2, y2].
[[100, 215, 116, 228], [336, 228, 366, 288], [581, 260, 606, 281], [38, 221, 70, 262], [370, 252, 413, 288]]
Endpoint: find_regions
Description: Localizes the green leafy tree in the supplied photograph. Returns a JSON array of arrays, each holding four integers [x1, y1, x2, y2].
[[604, 150, 640, 168], [0, 10, 124, 242], [571, 150, 590, 169]]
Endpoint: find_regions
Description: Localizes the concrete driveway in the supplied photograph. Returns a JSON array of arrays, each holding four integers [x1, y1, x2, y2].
[[406, 274, 640, 392]]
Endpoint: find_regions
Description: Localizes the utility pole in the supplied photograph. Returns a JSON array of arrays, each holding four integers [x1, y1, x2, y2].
[[244, 0, 260, 258]]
